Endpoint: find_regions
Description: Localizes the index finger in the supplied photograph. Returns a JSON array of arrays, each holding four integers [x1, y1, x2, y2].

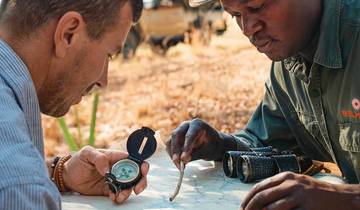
[[169, 121, 190, 168], [103, 150, 129, 165], [109, 188, 132, 204], [241, 172, 294, 209], [78, 147, 126, 176], [133, 161, 150, 195], [89, 149, 128, 175], [244, 184, 295, 210], [181, 122, 206, 164]]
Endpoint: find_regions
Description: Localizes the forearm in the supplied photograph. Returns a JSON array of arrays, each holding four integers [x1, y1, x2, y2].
[[337, 184, 360, 208], [231, 78, 299, 152], [212, 132, 251, 161], [219, 132, 238, 152]]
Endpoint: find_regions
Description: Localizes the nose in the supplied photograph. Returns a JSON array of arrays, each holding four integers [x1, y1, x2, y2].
[[97, 59, 109, 88], [237, 14, 263, 38]]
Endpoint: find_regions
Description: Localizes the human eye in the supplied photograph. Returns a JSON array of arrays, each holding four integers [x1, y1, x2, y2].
[[107, 53, 115, 60], [249, 3, 265, 13], [107, 50, 122, 61], [231, 12, 242, 19]]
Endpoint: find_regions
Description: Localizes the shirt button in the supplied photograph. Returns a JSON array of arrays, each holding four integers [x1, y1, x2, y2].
[[309, 89, 320, 98]]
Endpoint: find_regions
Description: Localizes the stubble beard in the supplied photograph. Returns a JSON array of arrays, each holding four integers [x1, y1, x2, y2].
[[38, 75, 72, 117]]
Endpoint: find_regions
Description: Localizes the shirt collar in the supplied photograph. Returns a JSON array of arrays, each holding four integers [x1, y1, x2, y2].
[[0, 39, 33, 85], [313, 0, 343, 69]]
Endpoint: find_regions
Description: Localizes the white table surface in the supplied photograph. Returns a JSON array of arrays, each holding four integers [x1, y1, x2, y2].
[[62, 146, 344, 210]]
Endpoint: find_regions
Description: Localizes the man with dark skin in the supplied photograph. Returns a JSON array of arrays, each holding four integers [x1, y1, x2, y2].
[[167, 0, 360, 209], [0, 0, 148, 208]]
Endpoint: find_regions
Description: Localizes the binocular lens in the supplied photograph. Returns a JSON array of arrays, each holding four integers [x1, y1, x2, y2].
[[237, 154, 300, 183], [227, 156, 234, 176], [223, 148, 314, 183], [223, 151, 238, 178], [223, 150, 273, 178], [237, 155, 278, 183]]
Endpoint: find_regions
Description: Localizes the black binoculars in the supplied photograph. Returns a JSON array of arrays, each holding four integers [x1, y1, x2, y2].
[[223, 147, 313, 183]]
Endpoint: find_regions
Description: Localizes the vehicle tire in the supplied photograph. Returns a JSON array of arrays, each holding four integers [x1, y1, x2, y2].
[[123, 27, 142, 60], [189, 16, 212, 46], [200, 21, 212, 46], [148, 37, 168, 56]]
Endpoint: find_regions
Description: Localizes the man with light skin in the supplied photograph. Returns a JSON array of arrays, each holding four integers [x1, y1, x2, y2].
[[166, 0, 360, 209], [0, 1, 148, 209]]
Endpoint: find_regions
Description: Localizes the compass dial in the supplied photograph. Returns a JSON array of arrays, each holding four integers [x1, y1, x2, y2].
[[111, 159, 140, 183]]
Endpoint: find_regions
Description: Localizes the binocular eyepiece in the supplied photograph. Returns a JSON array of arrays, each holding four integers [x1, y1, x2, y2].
[[223, 147, 313, 183]]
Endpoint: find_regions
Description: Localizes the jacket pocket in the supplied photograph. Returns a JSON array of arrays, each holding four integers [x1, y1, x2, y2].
[[339, 123, 360, 152]]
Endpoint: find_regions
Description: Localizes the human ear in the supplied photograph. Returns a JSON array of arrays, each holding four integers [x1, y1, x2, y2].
[[53, 12, 85, 58]]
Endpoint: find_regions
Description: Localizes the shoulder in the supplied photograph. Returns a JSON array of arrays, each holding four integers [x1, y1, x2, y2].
[[0, 77, 49, 190], [0, 76, 28, 130]]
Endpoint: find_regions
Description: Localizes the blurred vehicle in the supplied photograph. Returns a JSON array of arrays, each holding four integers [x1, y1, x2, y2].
[[122, 0, 227, 58]]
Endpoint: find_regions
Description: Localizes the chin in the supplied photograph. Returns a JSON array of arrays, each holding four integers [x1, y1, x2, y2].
[[40, 104, 71, 118], [264, 51, 292, 62], [261, 43, 294, 62]]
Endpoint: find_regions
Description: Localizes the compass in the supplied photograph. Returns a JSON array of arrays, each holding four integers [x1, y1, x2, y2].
[[105, 127, 157, 194]]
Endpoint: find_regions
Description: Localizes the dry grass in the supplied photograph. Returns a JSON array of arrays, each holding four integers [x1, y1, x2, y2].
[[42, 18, 271, 157]]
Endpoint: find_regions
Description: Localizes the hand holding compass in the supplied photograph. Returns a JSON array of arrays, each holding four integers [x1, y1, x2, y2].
[[105, 127, 157, 195], [62, 145, 150, 204]]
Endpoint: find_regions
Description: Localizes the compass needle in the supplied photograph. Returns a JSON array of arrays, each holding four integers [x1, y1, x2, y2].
[[169, 161, 185, 202]]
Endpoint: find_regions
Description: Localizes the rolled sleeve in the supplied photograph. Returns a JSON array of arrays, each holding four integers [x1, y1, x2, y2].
[[233, 76, 298, 151]]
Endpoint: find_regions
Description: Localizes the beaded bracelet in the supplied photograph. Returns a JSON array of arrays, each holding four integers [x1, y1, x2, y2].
[[51, 157, 61, 174], [52, 155, 72, 192]]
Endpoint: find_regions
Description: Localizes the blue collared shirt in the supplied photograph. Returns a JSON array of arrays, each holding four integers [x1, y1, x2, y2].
[[0, 39, 61, 209]]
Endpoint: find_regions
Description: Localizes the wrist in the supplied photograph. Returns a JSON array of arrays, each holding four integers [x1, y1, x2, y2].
[[46, 157, 60, 179], [62, 160, 74, 192], [219, 133, 237, 152], [52, 155, 72, 193]]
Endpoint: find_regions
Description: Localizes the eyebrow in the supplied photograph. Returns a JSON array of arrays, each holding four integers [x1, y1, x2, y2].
[[224, 0, 261, 12]]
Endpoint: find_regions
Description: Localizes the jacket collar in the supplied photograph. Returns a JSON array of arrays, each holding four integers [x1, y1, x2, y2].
[[313, 0, 343, 69]]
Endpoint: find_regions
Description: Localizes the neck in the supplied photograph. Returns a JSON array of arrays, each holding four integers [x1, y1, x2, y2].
[[299, 29, 320, 63], [299, 0, 323, 63], [0, 29, 52, 93]]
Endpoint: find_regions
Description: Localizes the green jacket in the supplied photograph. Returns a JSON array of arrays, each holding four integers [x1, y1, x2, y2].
[[233, 0, 360, 184]]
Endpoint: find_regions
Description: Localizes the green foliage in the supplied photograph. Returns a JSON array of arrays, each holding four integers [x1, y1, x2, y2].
[[57, 117, 79, 151], [89, 92, 99, 147], [57, 92, 100, 151]]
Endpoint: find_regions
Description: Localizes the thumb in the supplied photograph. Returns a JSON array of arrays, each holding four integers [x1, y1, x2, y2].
[[90, 151, 111, 176], [81, 147, 111, 176]]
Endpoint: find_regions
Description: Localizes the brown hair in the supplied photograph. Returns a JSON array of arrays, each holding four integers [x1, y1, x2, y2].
[[0, 0, 143, 39]]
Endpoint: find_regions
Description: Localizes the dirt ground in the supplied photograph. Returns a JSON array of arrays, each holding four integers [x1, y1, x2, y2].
[[42, 18, 271, 157]]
